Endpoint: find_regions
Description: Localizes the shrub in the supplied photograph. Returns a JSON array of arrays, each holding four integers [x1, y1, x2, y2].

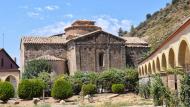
[[111, 84, 125, 94], [73, 72, 99, 84], [81, 84, 96, 96], [0, 81, 14, 102], [123, 68, 138, 92], [70, 72, 98, 95], [37, 72, 51, 89], [51, 78, 73, 99], [22, 60, 52, 79], [139, 82, 151, 99], [151, 75, 173, 106], [98, 69, 125, 91], [72, 79, 82, 95], [180, 74, 190, 107], [18, 79, 44, 99]]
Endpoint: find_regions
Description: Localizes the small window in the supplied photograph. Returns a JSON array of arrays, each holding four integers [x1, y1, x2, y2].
[[99, 53, 104, 67], [1, 58, 4, 67]]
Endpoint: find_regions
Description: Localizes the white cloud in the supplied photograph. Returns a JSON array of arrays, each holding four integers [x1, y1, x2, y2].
[[95, 15, 131, 35], [31, 15, 132, 36], [27, 12, 40, 17], [66, 2, 71, 6], [24, 5, 60, 19], [64, 14, 73, 18], [34, 7, 43, 12], [31, 21, 71, 35], [45, 5, 59, 11]]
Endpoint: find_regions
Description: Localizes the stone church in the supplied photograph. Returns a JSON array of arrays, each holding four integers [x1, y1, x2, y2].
[[20, 20, 149, 75]]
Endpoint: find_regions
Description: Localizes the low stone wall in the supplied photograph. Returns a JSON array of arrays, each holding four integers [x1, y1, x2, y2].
[[139, 73, 181, 93]]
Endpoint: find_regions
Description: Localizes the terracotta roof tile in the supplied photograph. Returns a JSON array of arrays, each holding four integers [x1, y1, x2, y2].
[[121, 37, 149, 47], [35, 55, 65, 61], [22, 36, 68, 44], [122, 37, 147, 44]]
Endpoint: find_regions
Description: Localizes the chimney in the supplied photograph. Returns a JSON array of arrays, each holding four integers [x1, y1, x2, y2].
[[14, 57, 17, 63]]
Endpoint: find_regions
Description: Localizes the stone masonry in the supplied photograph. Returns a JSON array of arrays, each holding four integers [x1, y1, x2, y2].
[[20, 20, 149, 75]]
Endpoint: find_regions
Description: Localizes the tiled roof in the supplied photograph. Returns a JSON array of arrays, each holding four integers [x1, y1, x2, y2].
[[21, 36, 68, 44], [35, 55, 65, 61], [72, 30, 125, 41], [122, 37, 147, 44], [121, 37, 149, 47]]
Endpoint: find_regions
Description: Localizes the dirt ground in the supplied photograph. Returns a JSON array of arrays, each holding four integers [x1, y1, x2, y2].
[[0, 93, 153, 107]]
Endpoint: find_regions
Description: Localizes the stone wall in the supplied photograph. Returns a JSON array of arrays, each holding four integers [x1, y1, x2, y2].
[[0, 70, 20, 88], [24, 44, 67, 63], [48, 60, 66, 75], [126, 47, 150, 67], [74, 32, 126, 72], [67, 41, 77, 75]]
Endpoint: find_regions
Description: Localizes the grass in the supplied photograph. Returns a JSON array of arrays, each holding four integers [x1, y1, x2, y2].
[[80, 98, 153, 107]]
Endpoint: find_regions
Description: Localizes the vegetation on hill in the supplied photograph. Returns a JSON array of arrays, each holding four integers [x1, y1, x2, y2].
[[126, 0, 190, 51]]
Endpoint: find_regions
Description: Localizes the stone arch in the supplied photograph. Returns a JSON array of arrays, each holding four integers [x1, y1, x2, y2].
[[161, 53, 167, 70], [5, 75, 17, 90], [145, 64, 148, 75], [142, 66, 144, 76], [178, 40, 190, 71], [168, 48, 175, 68], [148, 63, 152, 74], [156, 57, 161, 72], [152, 60, 156, 73]]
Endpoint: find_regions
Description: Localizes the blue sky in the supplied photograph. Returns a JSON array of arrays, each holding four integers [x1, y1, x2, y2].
[[0, 0, 171, 65]]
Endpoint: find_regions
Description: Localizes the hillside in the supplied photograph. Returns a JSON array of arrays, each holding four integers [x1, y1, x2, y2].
[[129, 0, 190, 51]]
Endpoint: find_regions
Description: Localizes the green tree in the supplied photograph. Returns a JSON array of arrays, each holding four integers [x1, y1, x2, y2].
[[118, 27, 128, 37], [37, 72, 51, 88], [123, 68, 138, 92], [151, 75, 173, 106], [180, 74, 190, 107], [172, 0, 179, 4], [146, 13, 152, 19], [98, 68, 125, 91], [23, 60, 52, 79]]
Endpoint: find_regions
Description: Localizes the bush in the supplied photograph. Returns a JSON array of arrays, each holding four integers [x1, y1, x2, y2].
[[73, 72, 99, 84], [18, 79, 44, 99], [23, 60, 52, 79], [139, 82, 151, 99], [0, 81, 14, 102], [51, 78, 73, 99], [180, 74, 190, 107], [123, 68, 138, 92], [81, 84, 96, 96], [72, 79, 82, 95], [151, 75, 173, 106], [111, 84, 125, 94], [98, 69, 125, 91]]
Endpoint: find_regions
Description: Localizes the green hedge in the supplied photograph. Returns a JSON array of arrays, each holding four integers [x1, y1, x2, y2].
[[81, 84, 96, 96], [111, 84, 125, 94], [18, 79, 44, 99], [0, 81, 15, 102], [72, 79, 82, 95], [51, 78, 73, 99]]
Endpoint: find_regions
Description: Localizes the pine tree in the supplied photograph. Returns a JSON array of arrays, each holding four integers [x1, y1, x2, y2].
[[118, 27, 128, 37], [118, 27, 124, 37]]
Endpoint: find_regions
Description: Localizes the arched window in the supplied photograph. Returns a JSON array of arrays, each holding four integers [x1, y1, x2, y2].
[[99, 53, 104, 67]]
